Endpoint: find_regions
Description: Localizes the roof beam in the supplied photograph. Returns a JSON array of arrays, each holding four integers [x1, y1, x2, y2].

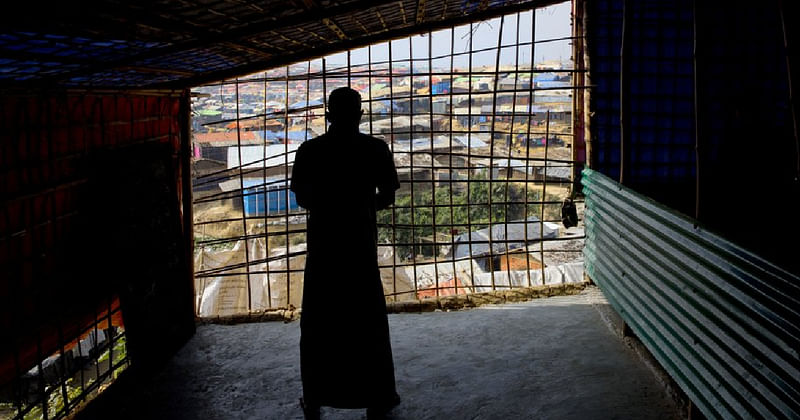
[[351, 15, 371, 35], [375, 9, 389, 32], [220, 41, 279, 59], [322, 17, 349, 40], [398, 1, 408, 25], [117, 66, 195, 77], [415, 0, 428, 24]]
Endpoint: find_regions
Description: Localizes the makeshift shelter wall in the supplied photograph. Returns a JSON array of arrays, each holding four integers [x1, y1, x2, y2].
[[585, 0, 799, 275], [693, 2, 799, 276], [0, 92, 195, 386], [586, 0, 697, 215]]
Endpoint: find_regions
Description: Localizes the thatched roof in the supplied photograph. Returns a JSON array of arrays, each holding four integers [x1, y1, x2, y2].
[[0, 0, 560, 89]]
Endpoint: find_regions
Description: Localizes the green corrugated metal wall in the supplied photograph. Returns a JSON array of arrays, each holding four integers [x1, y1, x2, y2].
[[582, 168, 800, 418]]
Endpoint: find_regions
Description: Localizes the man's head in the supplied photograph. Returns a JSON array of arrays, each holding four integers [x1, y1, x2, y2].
[[326, 87, 363, 127]]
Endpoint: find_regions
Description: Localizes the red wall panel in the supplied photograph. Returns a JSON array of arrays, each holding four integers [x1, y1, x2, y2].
[[0, 91, 188, 386]]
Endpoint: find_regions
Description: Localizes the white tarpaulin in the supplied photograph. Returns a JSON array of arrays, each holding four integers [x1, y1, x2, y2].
[[472, 261, 584, 293], [195, 239, 305, 317]]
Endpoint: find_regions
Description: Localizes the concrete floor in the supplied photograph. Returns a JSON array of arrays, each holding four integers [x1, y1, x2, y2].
[[112, 287, 682, 419]]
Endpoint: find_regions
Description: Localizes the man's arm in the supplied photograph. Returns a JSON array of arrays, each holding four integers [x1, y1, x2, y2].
[[375, 141, 400, 210], [375, 189, 395, 210], [290, 144, 314, 211]]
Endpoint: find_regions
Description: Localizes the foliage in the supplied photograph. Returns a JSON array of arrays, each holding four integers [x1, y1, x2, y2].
[[0, 335, 128, 420], [378, 172, 560, 260], [0, 378, 86, 420], [194, 235, 237, 252], [97, 335, 127, 365]]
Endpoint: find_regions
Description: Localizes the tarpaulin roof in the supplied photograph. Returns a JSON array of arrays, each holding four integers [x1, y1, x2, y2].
[[0, 0, 562, 89]]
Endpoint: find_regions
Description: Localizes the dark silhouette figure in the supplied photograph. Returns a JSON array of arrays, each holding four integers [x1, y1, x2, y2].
[[290, 87, 401, 419]]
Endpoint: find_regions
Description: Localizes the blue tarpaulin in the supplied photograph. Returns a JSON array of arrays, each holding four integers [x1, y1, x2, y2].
[[241, 179, 300, 216], [256, 130, 312, 143]]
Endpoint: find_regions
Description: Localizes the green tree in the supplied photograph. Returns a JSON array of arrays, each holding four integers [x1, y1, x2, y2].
[[378, 171, 555, 260]]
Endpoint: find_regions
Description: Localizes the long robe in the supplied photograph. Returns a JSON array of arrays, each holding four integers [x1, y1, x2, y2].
[[290, 127, 400, 409]]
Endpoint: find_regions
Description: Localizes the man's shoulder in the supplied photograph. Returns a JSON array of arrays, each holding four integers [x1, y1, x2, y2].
[[358, 132, 383, 142], [298, 134, 327, 151], [299, 132, 389, 152], [357, 133, 390, 150], [305, 133, 329, 144]]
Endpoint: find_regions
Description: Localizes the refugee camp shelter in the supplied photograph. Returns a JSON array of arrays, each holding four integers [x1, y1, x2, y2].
[[1, 0, 799, 418]]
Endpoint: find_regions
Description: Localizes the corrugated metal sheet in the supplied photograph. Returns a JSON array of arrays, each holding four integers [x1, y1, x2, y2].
[[582, 168, 800, 419]]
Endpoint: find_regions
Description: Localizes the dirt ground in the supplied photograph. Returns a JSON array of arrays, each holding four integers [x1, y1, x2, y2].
[[109, 287, 681, 420]]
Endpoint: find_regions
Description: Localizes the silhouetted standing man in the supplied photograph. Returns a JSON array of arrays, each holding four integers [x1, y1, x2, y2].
[[290, 87, 401, 420]]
